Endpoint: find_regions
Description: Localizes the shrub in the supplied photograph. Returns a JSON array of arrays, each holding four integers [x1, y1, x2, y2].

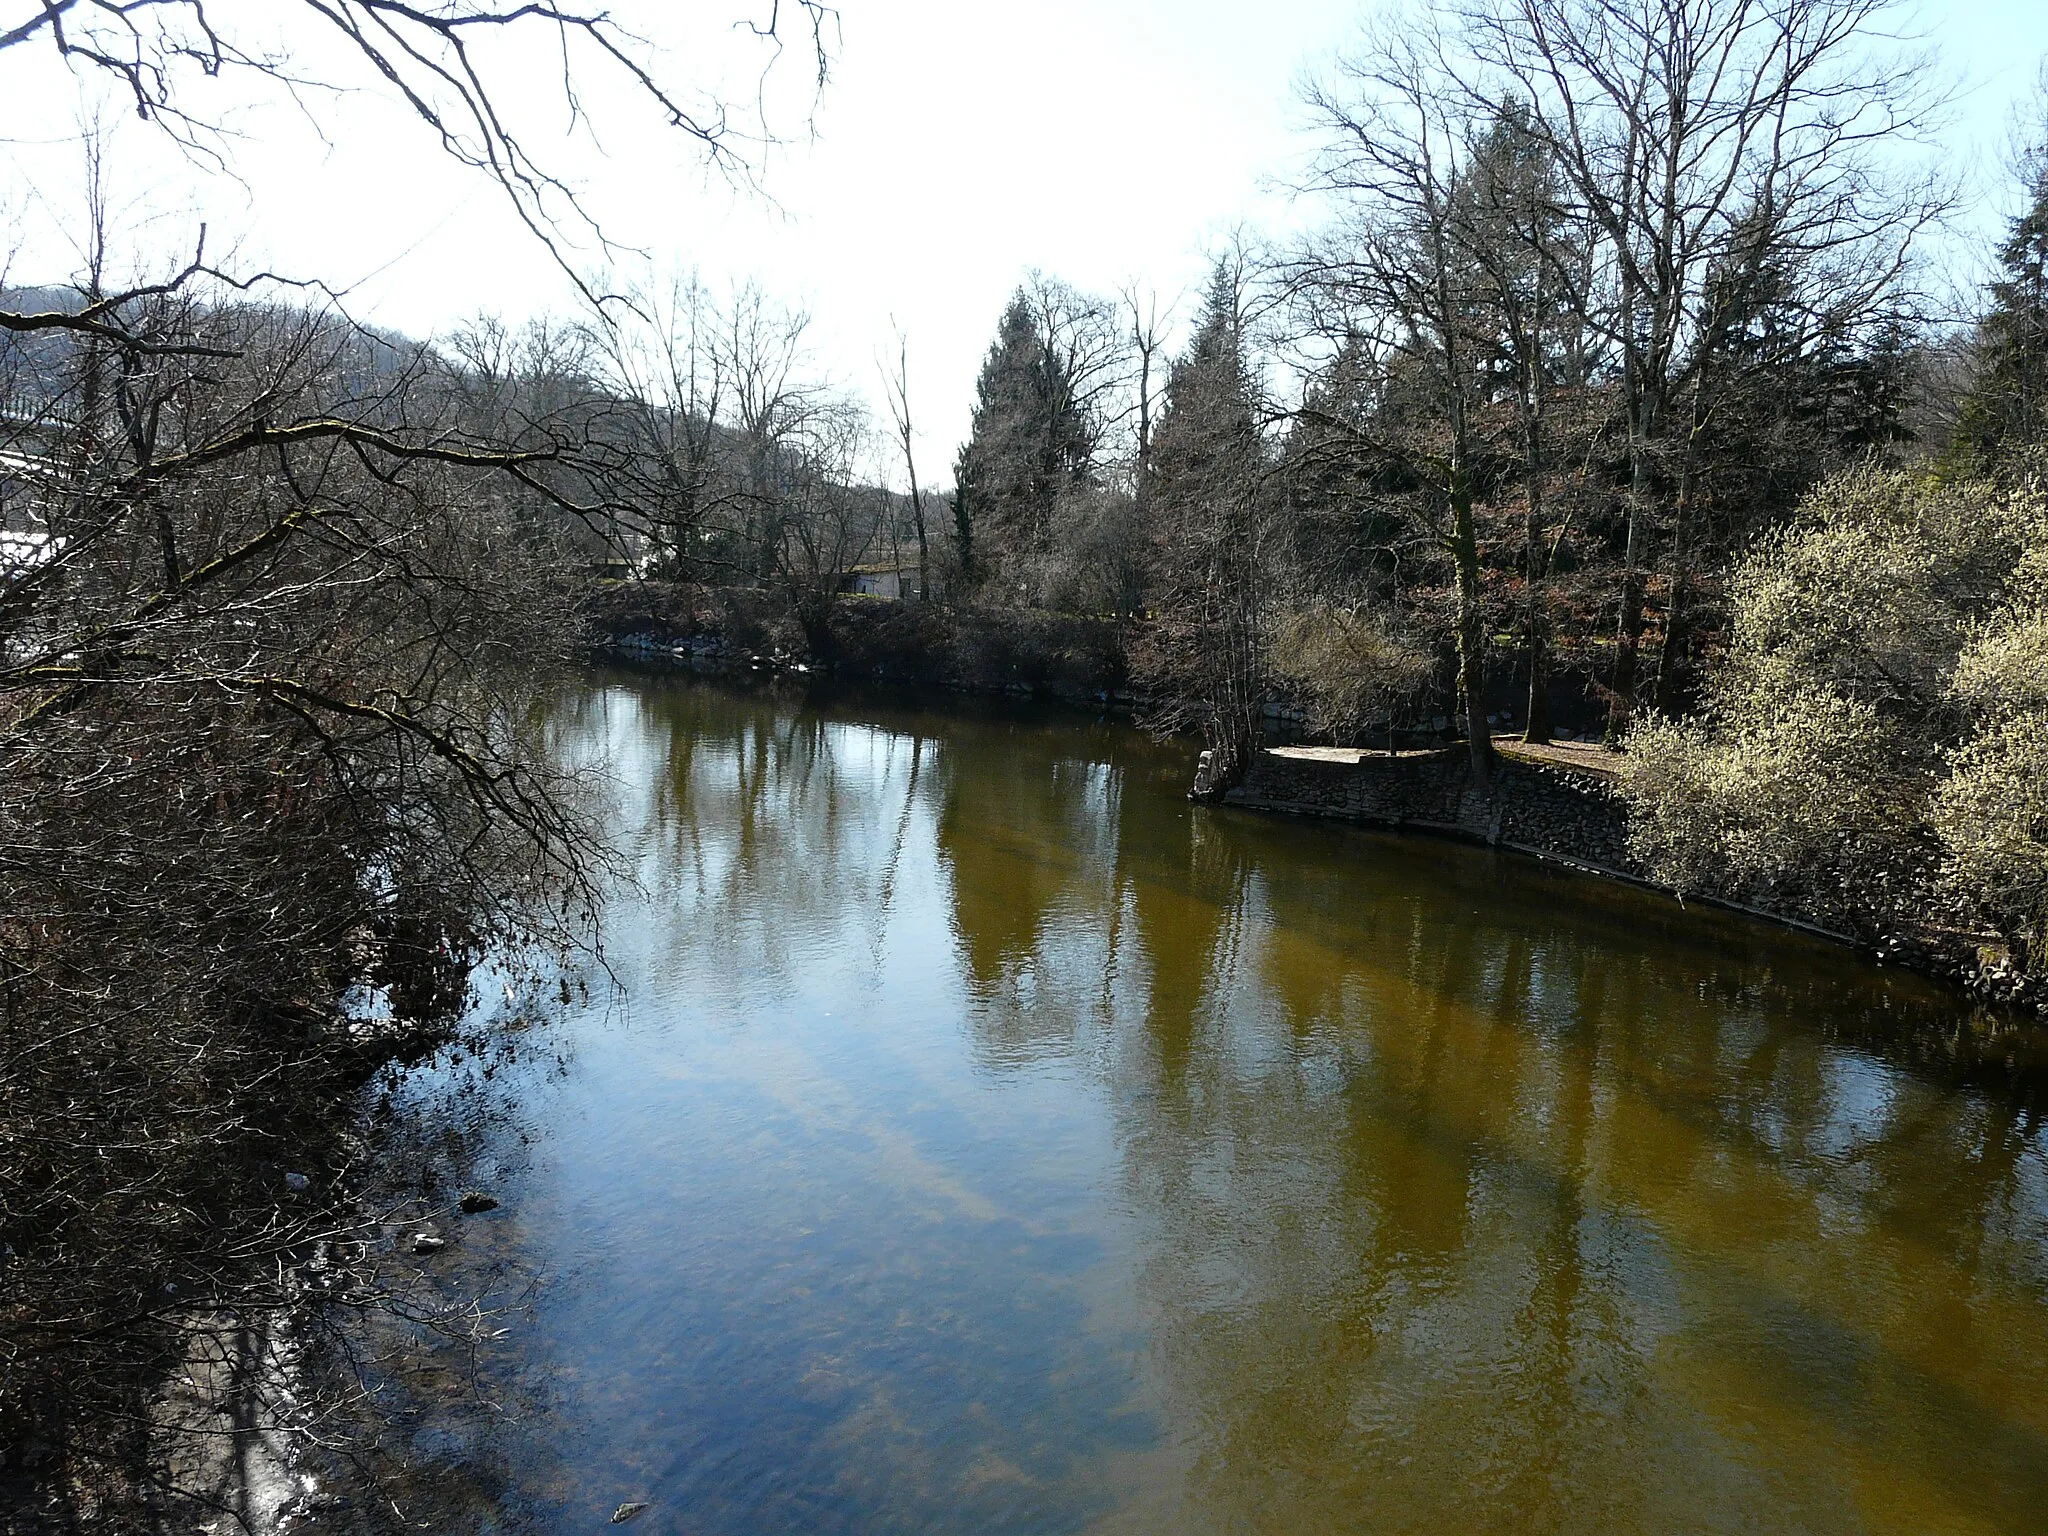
[[1622, 467, 2048, 953]]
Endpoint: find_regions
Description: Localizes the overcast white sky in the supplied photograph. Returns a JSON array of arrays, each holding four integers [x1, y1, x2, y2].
[[1, 0, 2042, 483]]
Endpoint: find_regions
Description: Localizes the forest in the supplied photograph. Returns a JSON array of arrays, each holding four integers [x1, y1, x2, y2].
[[535, 0, 2047, 978], [2, 0, 2046, 1526]]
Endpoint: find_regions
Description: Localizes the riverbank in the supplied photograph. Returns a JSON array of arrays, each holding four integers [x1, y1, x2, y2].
[[1224, 742, 1646, 887], [577, 592, 2044, 1018], [576, 580, 1134, 709], [1222, 741, 2045, 1016]]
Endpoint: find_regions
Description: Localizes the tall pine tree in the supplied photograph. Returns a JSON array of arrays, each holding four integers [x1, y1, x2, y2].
[[1139, 263, 1271, 793], [1957, 165, 2048, 468], [951, 290, 1094, 594]]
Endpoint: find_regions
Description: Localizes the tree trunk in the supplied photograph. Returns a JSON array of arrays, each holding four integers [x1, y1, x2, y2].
[[1653, 398, 1709, 715], [1606, 460, 1648, 744], [1524, 618, 1553, 744], [912, 510, 930, 602], [1451, 489, 1495, 788], [154, 505, 182, 592], [1521, 376, 1552, 745], [1653, 566, 1694, 715], [1212, 570, 1260, 792], [793, 586, 835, 663]]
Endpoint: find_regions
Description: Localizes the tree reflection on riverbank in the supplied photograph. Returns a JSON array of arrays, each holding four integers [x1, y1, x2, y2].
[[377, 673, 2048, 1535]]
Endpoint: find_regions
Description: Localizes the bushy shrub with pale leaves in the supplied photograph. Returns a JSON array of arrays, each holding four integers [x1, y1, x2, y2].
[[1624, 686, 1927, 929], [1622, 468, 2048, 955], [1932, 520, 2048, 964]]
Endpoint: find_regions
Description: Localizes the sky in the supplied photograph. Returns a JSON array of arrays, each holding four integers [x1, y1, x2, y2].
[[1, 0, 2042, 484]]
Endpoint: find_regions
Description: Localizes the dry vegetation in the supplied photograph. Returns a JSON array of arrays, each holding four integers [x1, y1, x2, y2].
[[0, 3, 824, 1526]]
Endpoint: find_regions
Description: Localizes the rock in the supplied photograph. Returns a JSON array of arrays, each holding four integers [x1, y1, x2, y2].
[[611, 1502, 650, 1524], [283, 1172, 311, 1193], [458, 1191, 499, 1214]]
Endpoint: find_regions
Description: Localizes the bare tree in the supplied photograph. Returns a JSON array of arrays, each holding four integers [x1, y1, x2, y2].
[[770, 394, 882, 648], [582, 274, 885, 630], [1024, 271, 1131, 479], [716, 281, 818, 581], [1452, 101, 1601, 744], [1453, 0, 1948, 733], [0, 7, 836, 1520], [1, 249, 616, 1521], [1140, 259, 1274, 794], [441, 311, 621, 554], [1292, 21, 1504, 785], [880, 325, 931, 600], [1119, 281, 1174, 509], [586, 273, 741, 577], [0, 1, 832, 283]]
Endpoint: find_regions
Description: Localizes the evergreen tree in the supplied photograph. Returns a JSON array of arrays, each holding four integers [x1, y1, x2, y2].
[[952, 289, 1094, 593], [1138, 263, 1271, 793], [1278, 331, 1393, 597], [949, 467, 975, 585], [1457, 99, 1586, 743], [1956, 166, 2048, 466], [1654, 210, 1920, 713]]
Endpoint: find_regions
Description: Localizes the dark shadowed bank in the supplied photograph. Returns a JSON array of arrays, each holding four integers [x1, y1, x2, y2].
[[569, 577, 2039, 1024], [576, 580, 2044, 1024], [576, 580, 1133, 708]]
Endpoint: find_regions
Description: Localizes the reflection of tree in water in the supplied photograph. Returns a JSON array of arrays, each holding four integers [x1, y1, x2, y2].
[[930, 715, 1155, 1066], [932, 728, 1091, 985], [600, 680, 945, 1015], [483, 679, 2048, 1532], [1096, 817, 2048, 1532], [1119, 808, 1246, 1102]]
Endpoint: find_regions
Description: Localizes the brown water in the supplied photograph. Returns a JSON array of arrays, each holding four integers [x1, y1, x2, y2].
[[376, 672, 2048, 1535]]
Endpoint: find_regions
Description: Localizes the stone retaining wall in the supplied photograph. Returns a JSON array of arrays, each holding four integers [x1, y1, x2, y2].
[[1223, 747, 1646, 882], [1222, 745, 2048, 1016]]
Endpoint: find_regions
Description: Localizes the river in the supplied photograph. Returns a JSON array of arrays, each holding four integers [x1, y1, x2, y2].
[[367, 671, 2048, 1535]]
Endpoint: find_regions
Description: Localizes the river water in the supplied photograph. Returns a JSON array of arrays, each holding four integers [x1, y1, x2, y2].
[[374, 672, 2048, 1535]]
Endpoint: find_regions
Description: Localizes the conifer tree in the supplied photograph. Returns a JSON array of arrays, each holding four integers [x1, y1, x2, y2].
[[1139, 263, 1271, 793], [952, 289, 1093, 593], [1957, 165, 2048, 466], [1458, 99, 1584, 742]]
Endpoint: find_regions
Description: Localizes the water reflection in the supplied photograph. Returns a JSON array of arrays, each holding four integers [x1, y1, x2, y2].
[[385, 674, 2048, 1535]]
